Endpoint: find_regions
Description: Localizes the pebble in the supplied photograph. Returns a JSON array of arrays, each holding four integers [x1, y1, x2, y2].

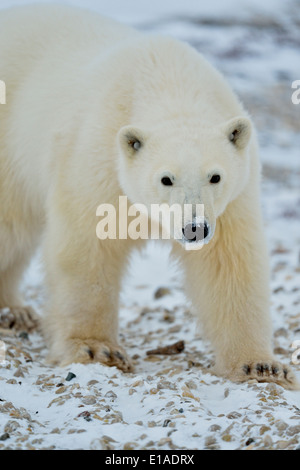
[[227, 412, 242, 419], [286, 425, 300, 436], [276, 440, 293, 450], [245, 438, 255, 446], [275, 420, 288, 431], [205, 436, 217, 447], [148, 421, 157, 427], [221, 434, 232, 442], [87, 380, 99, 386], [209, 424, 221, 432], [55, 386, 67, 395], [123, 442, 137, 450], [13, 368, 25, 378], [105, 391, 117, 400], [154, 287, 171, 299], [50, 428, 61, 434], [6, 379, 17, 385], [163, 419, 171, 427], [78, 411, 92, 421], [260, 425, 271, 435], [4, 421, 20, 433], [65, 372, 76, 382], [263, 435, 273, 447], [81, 396, 97, 405], [158, 437, 172, 447]]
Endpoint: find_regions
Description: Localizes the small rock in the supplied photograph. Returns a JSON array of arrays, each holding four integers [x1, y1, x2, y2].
[[4, 420, 20, 434], [87, 379, 99, 386], [209, 424, 221, 432], [65, 372, 76, 382], [82, 396, 96, 405], [19, 332, 29, 340], [245, 438, 255, 446], [148, 421, 156, 427], [226, 412, 242, 419], [0, 433, 10, 441], [55, 386, 67, 395], [185, 380, 197, 390], [50, 428, 61, 434], [221, 434, 232, 442], [105, 391, 117, 400], [260, 425, 271, 435], [205, 436, 217, 447], [273, 347, 289, 355], [6, 379, 17, 385], [78, 411, 92, 422], [265, 383, 282, 395], [123, 442, 137, 450], [146, 341, 184, 356], [263, 435, 273, 447], [274, 328, 288, 338], [276, 440, 291, 450], [286, 425, 300, 436], [158, 437, 172, 447], [275, 420, 288, 432], [154, 287, 171, 299], [98, 435, 117, 450], [23, 353, 32, 363], [13, 368, 25, 378], [163, 419, 171, 427]]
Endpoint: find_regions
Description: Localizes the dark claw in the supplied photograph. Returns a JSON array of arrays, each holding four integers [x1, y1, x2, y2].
[[272, 366, 279, 375], [283, 369, 288, 379], [113, 350, 125, 362], [86, 348, 94, 359], [263, 364, 270, 374], [243, 364, 251, 375], [103, 349, 112, 359], [256, 364, 264, 376]]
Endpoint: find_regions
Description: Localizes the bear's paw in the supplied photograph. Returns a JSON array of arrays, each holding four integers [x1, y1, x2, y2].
[[56, 338, 133, 372], [232, 360, 299, 390], [0, 306, 40, 332]]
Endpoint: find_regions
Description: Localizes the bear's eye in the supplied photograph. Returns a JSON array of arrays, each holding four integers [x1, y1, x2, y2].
[[209, 174, 221, 184], [161, 176, 173, 186], [128, 138, 141, 151]]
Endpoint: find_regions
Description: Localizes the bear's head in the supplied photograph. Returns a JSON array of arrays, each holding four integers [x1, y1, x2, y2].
[[117, 116, 252, 249]]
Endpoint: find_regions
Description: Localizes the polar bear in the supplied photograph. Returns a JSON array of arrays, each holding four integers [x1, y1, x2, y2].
[[0, 4, 297, 389]]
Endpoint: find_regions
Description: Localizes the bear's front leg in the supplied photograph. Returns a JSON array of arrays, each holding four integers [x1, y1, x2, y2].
[[179, 210, 299, 390], [42, 219, 133, 372]]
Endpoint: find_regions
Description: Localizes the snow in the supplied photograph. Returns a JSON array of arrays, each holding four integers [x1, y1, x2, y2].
[[0, 0, 299, 451]]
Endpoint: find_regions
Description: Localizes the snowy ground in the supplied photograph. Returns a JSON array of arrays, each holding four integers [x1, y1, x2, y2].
[[0, 0, 299, 451]]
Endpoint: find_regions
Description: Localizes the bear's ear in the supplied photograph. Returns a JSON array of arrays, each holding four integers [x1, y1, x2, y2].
[[224, 117, 252, 150], [118, 126, 147, 158]]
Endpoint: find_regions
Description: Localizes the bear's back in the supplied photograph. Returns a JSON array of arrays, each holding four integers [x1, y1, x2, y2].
[[0, 4, 137, 88]]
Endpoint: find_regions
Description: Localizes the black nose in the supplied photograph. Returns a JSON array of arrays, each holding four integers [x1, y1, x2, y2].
[[182, 221, 209, 242]]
